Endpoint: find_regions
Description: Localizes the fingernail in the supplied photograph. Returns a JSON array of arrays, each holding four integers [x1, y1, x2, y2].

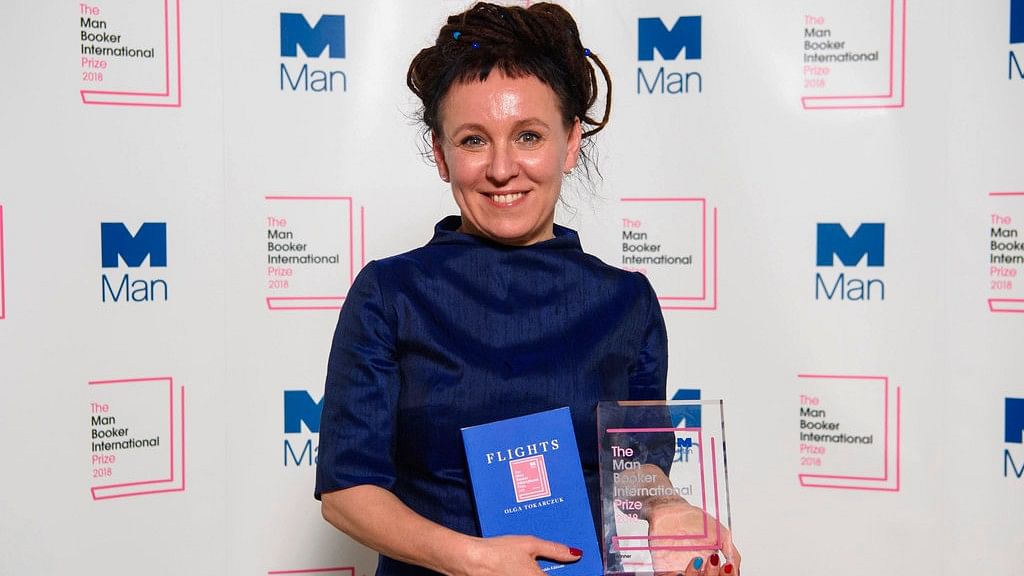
[[723, 564, 733, 574], [693, 557, 703, 570], [568, 547, 582, 557], [709, 553, 720, 566]]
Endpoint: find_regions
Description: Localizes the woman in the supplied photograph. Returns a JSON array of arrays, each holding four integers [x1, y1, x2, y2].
[[315, 3, 739, 575]]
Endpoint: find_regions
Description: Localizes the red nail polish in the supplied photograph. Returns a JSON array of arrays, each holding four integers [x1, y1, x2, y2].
[[569, 547, 582, 557], [709, 553, 720, 566], [724, 564, 733, 574]]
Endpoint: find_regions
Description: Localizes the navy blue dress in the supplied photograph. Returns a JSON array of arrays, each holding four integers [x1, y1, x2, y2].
[[315, 216, 668, 576]]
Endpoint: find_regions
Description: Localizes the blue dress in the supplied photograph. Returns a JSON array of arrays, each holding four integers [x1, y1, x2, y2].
[[315, 216, 668, 576]]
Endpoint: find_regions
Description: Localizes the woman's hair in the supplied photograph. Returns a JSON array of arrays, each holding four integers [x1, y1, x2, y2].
[[407, 2, 612, 150]]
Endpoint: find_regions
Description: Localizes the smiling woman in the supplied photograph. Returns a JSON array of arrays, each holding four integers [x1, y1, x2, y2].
[[314, 3, 739, 576], [434, 73, 581, 246]]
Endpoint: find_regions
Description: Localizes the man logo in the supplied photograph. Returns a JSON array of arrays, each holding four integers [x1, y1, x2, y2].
[[101, 222, 166, 268], [1007, 398, 1024, 444], [100, 222, 168, 303], [280, 13, 345, 59], [638, 17, 702, 61], [284, 390, 322, 467], [284, 390, 323, 433], [636, 16, 703, 95], [1006, 397, 1024, 479], [1012, 0, 1023, 45], [669, 389, 701, 464], [816, 223, 885, 267], [671, 388, 702, 428], [1012, 0, 1023, 79], [279, 13, 348, 93], [815, 223, 885, 301]]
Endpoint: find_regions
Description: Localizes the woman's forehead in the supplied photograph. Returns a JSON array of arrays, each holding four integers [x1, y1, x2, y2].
[[440, 73, 561, 127]]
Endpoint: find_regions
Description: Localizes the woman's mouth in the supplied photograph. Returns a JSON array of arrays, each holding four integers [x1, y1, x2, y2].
[[486, 192, 527, 206]]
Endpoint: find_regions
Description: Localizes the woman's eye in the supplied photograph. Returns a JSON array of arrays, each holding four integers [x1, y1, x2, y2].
[[460, 135, 485, 147], [518, 132, 541, 144]]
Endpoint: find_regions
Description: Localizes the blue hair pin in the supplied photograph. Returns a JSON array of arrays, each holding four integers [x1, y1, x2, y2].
[[583, 48, 591, 56], [471, 41, 480, 49], [452, 31, 461, 40]]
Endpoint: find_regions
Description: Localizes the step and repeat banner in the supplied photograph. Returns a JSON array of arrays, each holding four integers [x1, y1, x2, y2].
[[1, 1, 1021, 575]]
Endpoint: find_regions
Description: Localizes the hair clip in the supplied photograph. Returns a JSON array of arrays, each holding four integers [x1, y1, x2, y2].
[[471, 41, 480, 49], [452, 31, 461, 40], [583, 48, 591, 56]]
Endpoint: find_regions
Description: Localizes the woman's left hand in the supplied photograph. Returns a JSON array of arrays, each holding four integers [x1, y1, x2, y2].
[[646, 498, 741, 575]]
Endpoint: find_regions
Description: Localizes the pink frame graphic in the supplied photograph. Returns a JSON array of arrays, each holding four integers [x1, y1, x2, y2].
[[620, 198, 718, 311], [603, 427, 722, 555], [509, 455, 552, 503], [796, 374, 901, 492], [801, 0, 907, 110], [987, 191, 1024, 313], [265, 196, 365, 311], [80, 0, 183, 108], [88, 377, 186, 500], [0, 204, 6, 320], [267, 568, 355, 575]]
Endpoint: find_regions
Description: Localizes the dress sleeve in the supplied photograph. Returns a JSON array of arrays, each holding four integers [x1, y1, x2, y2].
[[315, 261, 401, 499], [627, 275, 674, 474], [627, 275, 668, 402]]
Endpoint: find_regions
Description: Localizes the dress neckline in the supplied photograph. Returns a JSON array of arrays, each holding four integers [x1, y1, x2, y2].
[[427, 215, 583, 251]]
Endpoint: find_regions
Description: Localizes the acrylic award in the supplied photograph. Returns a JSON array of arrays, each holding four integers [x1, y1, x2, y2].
[[598, 400, 732, 575]]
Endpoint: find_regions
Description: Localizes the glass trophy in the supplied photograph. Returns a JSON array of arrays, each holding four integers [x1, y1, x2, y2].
[[597, 400, 732, 575]]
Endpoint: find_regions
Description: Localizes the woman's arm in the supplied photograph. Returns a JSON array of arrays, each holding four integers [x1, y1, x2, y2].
[[321, 485, 583, 576]]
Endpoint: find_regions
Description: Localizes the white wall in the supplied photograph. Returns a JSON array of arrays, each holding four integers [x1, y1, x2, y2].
[[1, 1, 1021, 574]]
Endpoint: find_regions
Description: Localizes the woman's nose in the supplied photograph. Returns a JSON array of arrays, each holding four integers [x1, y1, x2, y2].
[[486, 142, 518, 183]]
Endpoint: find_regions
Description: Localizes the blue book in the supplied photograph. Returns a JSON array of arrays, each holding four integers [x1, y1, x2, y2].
[[461, 407, 602, 575]]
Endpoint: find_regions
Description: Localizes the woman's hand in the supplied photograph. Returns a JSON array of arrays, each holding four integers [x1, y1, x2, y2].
[[646, 498, 741, 575], [322, 486, 583, 576], [453, 535, 583, 576]]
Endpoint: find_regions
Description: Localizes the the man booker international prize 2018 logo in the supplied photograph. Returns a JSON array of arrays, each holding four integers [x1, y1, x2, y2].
[[1005, 397, 1024, 479], [279, 12, 347, 93], [815, 222, 886, 301], [1011, 0, 1023, 79], [636, 16, 702, 95], [100, 222, 168, 303], [283, 390, 322, 466]]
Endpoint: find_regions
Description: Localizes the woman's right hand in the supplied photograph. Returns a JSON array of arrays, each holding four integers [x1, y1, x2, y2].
[[454, 535, 583, 576], [323, 486, 585, 576]]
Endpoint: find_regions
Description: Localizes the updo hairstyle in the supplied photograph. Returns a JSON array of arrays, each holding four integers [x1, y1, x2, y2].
[[407, 2, 612, 167]]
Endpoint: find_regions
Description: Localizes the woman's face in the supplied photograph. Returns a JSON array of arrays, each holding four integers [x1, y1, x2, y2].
[[433, 72, 581, 246]]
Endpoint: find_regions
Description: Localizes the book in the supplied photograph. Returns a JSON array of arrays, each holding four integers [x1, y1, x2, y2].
[[461, 407, 602, 575]]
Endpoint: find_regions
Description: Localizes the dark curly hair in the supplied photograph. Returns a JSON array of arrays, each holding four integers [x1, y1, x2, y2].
[[407, 2, 612, 172]]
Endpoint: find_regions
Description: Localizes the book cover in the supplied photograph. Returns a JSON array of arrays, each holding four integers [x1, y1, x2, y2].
[[461, 407, 602, 575]]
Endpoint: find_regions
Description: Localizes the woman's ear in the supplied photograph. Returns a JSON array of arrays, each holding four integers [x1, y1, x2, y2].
[[432, 133, 450, 183], [562, 118, 583, 173]]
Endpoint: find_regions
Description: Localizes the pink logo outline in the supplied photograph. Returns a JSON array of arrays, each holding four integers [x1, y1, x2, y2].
[[267, 568, 355, 576], [0, 204, 6, 320], [987, 191, 1024, 313], [509, 455, 552, 503], [603, 428, 723, 555], [264, 196, 366, 311], [801, 0, 907, 110], [80, 0, 183, 108], [620, 198, 718, 311], [796, 374, 901, 492], [88, 376, 186, 500]]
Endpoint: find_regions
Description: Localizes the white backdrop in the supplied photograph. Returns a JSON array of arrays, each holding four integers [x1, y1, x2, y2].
[[1, 1, 1022, 575]]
